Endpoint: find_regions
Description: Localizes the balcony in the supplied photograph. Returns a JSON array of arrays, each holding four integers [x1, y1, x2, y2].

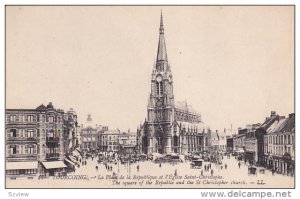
[[46, 137, 59, 147], [6, 154, 37, 161], [46, 137, 60, 143], [46, 153, 60, 160], [6, 137, 37, 143]]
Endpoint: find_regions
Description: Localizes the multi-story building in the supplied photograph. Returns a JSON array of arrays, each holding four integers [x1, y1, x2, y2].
[[63, 108, 78, 155], [226, 136, 234, 153], [118, 132, 137, 155], [5, 102, 74, 178], [243, 112, 279, 165], [80, 114, 101, 152], [243, 123, 261, 164], [264, 113, 295, 175], [209, 130, 227, 153], [233, 133, 246, 153], [100, 130, 121, 152], [137, 13, 207, 155]]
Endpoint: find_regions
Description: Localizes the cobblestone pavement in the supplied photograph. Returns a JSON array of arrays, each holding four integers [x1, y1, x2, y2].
[[6, 156, 294, 188]]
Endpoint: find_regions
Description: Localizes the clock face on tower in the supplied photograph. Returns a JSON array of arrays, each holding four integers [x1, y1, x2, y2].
[[156, 75, 162, 82]]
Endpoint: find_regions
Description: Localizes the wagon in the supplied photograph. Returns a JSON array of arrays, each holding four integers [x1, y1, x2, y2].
[[190, 159, 203, 169], [248, 167, 257, 175]]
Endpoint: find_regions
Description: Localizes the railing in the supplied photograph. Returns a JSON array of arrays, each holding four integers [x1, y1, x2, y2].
[[6, 137, 37, 142], [46, 153, 60, 159], [46, 137, 60, 142]]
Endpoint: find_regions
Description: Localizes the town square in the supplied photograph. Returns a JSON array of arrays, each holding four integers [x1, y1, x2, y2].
[[5, 6, 294, 188]]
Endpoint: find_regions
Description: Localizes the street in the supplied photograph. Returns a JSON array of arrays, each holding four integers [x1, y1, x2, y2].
[[7, 155, 294, 188]]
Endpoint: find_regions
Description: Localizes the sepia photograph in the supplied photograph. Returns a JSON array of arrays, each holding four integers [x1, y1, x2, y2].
[[5, 5, 295, 189]]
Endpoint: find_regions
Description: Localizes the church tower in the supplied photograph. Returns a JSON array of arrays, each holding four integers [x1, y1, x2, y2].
[[137, 12, 205, 155], [146, 12, 175, 154]]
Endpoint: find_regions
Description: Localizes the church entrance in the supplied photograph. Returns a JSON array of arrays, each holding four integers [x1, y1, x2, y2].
[[142, 136, 148, 154], [157, 136, 164, 154], [173, 135, 179, 153]]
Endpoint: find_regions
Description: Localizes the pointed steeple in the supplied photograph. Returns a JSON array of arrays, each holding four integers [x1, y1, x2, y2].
[[156, 11, 168, 63]]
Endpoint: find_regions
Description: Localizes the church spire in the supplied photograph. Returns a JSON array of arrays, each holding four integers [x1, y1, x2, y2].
[[156, 11, 168, 63]]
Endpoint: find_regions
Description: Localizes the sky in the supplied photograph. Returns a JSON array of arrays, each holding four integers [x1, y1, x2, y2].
[[6, 6, 294, 133]]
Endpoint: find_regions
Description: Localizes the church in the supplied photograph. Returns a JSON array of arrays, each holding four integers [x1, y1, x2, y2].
[[137, 13, 208, 155]]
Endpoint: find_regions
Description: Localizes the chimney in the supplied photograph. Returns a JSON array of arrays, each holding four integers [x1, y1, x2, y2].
[[271, 111, 276, 117], [289, 113, 295, 118]]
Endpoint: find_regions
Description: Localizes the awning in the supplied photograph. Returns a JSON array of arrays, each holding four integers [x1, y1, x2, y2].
[[73, 150, 81, 157], [76, 148, 82, 154], [42, 161, 67, 169], [6, 161, 38, 170], [68, 155, 78, 163], [235, 149, 245, 153], [64, 158, 75, 166]]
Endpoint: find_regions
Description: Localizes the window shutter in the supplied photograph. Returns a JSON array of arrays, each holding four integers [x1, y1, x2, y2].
[[34, 130, 37, 138], [25, 145, 28, 154], [6, 145, 10, 155], [16, 129, 19, 137], [16, 145, 20, 154], [7, 129, 11, 138], [33, 145, 37, 154], [25, 115, 28, 122]]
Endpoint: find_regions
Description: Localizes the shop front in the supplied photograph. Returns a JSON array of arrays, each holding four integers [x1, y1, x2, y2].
[[6, 161, 38, 179], [245, 151, 255, 165], [41, 161, 67, 177]]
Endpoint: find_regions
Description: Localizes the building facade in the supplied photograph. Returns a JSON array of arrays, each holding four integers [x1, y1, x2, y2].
[[100, 130, 121, 152], [264, 113, 295, 175], [137, 13, 206, 155], [209, 130, 227, 153], [118, 132, 137, 155], [63, 108, 78, 155], [80, 114, 101, 152], [243, 123, 261, 164], [5, 102, 75, 178], [226, 136, 234, 153]]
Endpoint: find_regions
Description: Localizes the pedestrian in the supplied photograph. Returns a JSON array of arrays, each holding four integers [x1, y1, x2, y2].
[[137, 165, 139, 172], [201, 169, 203, 176], [204, 165, 207, 171], [272, 168, 275, 175], [221, 165, 223, 170], [159, 163, 162, 167], [238, 162, 241, 168], [96, 166, 98, 171], [225, 163, 227, 169], [211, 169, 214, 176], [174, 169, 177, 176]]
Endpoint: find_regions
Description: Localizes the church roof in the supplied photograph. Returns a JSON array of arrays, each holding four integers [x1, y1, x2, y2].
[[175, 100, 198, 114], [156, 11, 168, 62]]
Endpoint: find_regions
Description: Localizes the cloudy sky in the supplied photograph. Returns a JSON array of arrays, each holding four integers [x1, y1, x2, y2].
[[6, 6, 294, 132]]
